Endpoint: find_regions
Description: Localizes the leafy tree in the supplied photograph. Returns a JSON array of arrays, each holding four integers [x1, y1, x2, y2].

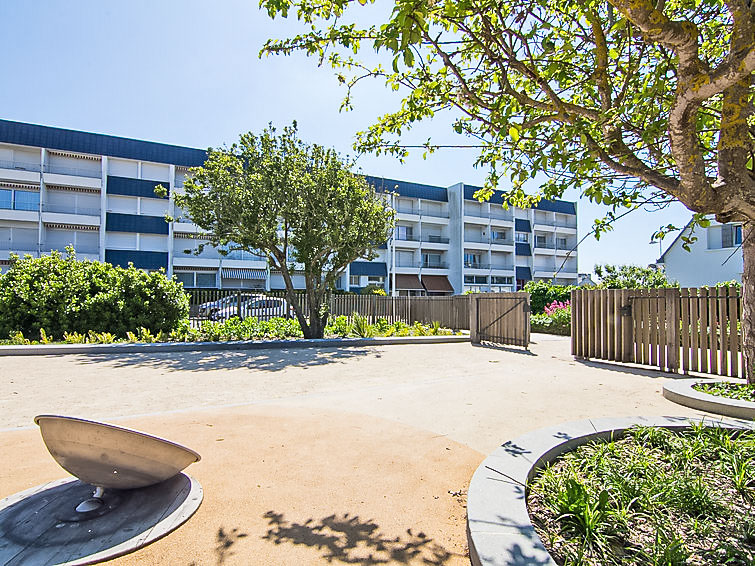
[[260, 1, 755, 380], [594, 264, 677, 289], [171, 123, 394, 339]]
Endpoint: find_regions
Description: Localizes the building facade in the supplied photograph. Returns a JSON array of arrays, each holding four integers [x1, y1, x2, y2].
[[658, 217, 743, 287], [0, 119, 578, 294]]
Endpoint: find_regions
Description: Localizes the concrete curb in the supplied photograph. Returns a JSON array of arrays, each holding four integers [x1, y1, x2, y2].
[[0, 334, 470, 357], [663, 379, 755, 420], [466, 415, 754, 566]]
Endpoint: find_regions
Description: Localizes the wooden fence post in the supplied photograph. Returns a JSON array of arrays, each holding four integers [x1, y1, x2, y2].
[[620, 289, 634, 363], [665, 288, 679, 372], [469, 296, 479, 344]]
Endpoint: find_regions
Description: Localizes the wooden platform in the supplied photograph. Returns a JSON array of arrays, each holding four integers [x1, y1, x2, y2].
[[0, 473, 202, 565]]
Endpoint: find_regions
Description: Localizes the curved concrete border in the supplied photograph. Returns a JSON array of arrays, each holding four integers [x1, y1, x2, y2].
[[0, 333, 469, 357], [664, 379, 755, 420], [466, 415, 754, 566]]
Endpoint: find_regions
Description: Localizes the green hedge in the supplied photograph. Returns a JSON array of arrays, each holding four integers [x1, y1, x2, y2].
[[0, 250, 188, 339]]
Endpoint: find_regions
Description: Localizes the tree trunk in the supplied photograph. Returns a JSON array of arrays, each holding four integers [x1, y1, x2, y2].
[[743, 222, 755, 384]]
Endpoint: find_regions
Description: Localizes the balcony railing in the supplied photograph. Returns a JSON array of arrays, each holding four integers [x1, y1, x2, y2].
[[44, 164, 101, 179], [44, 245, 99, 255], [490, 264, 515, 271], [42, 203, 101, 217], [0, 159, 41, 172], [464, 207, 487, 217], [534, 241, 556, 249], [556, 220, 577, 228], [464, 261, 490, 269], [395, 204, 417, 214], [465, 235, 489, 243], [422, 235, 449, 244], [534, 217, 578, 229], [0, 241, 38, 252], [395, 234, 418, 241], [490, 237, 514, 245], [489, 210, 514, 221], [224, 249, 266, 261], [422, 261, 447, 269], [395, 259, 418, 268], [421, 209, 450, 218]]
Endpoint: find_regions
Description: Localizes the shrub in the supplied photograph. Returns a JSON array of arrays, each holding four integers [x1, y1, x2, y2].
[[531, 300, 571, 335], [361, 284, 387, 295], [523, 280, 576, 314], [0, 249, 188, 338]]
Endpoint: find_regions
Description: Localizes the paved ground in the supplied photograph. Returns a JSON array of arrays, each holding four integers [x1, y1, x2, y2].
[[0, 335, 703, 565]]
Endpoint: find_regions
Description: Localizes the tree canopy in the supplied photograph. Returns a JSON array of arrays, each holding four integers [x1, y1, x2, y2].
[[259, 0, 755, 377], [171, 123, 394, 338], [594, 264, 677, 289]]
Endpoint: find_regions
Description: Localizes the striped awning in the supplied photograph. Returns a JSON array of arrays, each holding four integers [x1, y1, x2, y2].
[[221, 268, 267, 280]]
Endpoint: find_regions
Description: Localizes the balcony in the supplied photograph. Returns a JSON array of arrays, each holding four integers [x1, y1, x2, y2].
[[490, 263, 515, 271], [0, 159, 40, 173], [395, 259, 418, 268], [42, 203, 100, 217], [44, 163, 101, 178], [422, 235, 449, 244], [490, 237, 514, 246], [394, 234, 419, 242], [43, 244, 99, 255], [534, 241, 556, 250], [464, 235, 489, 244], [421, 209, 449, 219], [395, 204, 418, 215], [489, 209, 514, 221], [464, 261, 490, 269], [421, 261, 447, 269]]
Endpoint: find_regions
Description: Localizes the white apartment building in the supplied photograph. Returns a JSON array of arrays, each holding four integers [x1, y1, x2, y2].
[[658, 217, 743, 286], [0, 119, 578, 294]]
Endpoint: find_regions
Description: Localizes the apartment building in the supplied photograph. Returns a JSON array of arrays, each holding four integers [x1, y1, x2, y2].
[[657, 217, 743, 286], [0, 119, 578, 294], [342, 177, 578, 295]]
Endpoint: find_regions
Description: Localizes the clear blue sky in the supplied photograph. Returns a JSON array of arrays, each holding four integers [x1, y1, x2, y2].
[[0, 0, 691, 275]]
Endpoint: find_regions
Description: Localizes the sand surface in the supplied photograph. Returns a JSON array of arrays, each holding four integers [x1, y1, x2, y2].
[[0, 336, 702, 565]]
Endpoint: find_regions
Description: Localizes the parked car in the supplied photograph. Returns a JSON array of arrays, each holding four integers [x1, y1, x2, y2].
[[198, 294, 295, 321]]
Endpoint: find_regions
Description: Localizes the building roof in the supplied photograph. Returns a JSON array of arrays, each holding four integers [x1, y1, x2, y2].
[[464, 184, 576, 214], [0, 119, 207, 167], [656, 218, 693, 263], [366, 175, 448, 202]]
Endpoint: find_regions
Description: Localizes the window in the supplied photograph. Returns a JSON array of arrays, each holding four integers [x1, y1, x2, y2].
[[464, 253, 481, 267], [423, 252, 442, 267], [14, 191, 39, 211], [491, 276, 513, 285], [535, 234, 547, 247], [175, 272, 194, 287], [515, 232, 529, 243], [367, 276, 385, 285], [396, 225, 414, 240], [464, 275, 488, 284], [557, 237, 568, 249], [491, 230, 508, 242], [0, 189, 11, 209], [196, 272, 216, 287], [349, 275, 360, 286], [722, 224, 743, 248]]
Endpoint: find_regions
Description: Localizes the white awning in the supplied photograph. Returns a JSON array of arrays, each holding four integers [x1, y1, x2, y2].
[[221, 268, 267, 280]]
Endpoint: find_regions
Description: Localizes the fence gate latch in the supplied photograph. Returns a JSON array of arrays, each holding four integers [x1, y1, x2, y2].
[[620, 305, 632, 316], [523, 303, 531, 313]]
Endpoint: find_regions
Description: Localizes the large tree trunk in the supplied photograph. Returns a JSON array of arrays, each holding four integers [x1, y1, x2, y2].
[[743, 222, 755, 384]]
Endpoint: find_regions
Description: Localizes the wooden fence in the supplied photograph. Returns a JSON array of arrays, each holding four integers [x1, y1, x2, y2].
[[571, 287, 744, 377], [186, 289, 471, 330], [470, 292, 531, 347]]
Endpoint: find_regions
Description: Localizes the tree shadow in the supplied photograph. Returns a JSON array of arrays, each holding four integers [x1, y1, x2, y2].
[[72, 346, 380, 373], [260, 510, 460, 565], [215, 527, 248, 565]]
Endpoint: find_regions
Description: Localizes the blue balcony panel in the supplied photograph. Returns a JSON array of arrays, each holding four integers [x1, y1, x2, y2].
[[515, 219, 531, 232], [515, 243, 531, 256], [516, 266, 532, 281], [108, 176, 168, 199], [106, 212, 168, 235], [350, 261, 387, 277], [105, 249, 168, 270]]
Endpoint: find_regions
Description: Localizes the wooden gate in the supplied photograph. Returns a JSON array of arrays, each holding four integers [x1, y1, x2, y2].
[[571, 287, 744, 377], [470, 292, 530, 347]]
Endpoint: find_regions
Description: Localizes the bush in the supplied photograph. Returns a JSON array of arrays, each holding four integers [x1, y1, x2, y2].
[[531, 300, 571, 335], [0, 249, 189, 338], [523, 280, 576, 314]]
